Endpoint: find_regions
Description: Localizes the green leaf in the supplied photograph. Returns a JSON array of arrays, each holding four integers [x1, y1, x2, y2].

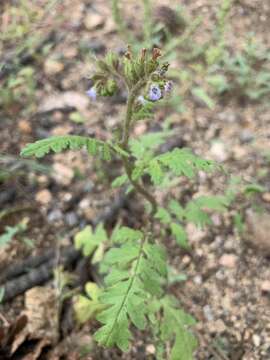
[[74, 224, 107, 257], [0, 287, 4, 303], [185, 202, 211, 228], [192, 87, 215, 109], [194, 195, 229, 211], [74, 282, 105, 323], [104, 243, 140, 265], [148, 159, 164, 185], [94, 228, 167, 352], [21, 135, 111, 160], [160, 296, 197, 360], [170, 223, 189, 249], [111, 226, 142, 243], [111, 174, 128, 188], [169, 200, 185, 220], [155, 207, 172, 224]]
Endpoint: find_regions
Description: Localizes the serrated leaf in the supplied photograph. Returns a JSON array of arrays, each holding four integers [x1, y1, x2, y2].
[[169, 200, 185, 220], [112, 174, 128, 188], [21, 135, 112, 161], [185, 202, 212, 228], [111, 226, 142, 243], [148, 159, 164, 185], [74, 224, 107, 257], [170, 223, 189, 249], [155, 207, 172, 224]]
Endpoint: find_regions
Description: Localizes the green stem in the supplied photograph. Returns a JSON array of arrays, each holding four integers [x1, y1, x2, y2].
[[120, 79, 158, 216]]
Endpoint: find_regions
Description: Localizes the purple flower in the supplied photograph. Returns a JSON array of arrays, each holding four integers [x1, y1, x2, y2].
[[164, 81, 173, 93], [138, 95, 147, 105], [148, 84, 162, 102], [86, 87, 97, 100]]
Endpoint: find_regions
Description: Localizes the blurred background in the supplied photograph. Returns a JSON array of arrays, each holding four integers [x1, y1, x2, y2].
[[0, 1, 270, 359]]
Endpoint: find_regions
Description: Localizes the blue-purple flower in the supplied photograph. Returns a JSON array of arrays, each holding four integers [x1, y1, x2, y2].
[[164, 81, 173, 93], [86, 87, 97, 101], [148, 84, 162, 102]]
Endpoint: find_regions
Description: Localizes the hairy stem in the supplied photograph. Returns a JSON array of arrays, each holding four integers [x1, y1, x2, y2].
[[120, 80, 158, 216]]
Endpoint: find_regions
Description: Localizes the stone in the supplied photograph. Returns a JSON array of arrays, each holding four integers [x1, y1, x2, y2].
[[219, 254, 237, 268], [44, 59, 64, 75], [18, 119, 32, 134], [48, 209, 63, 223], [261, 280, 270, 293], [262, 193, 270, 203], [210, 141, 228, 162], [252, 334, 261, 347], [52, 163, 74, 186], [146, 344, 155, 354], [84, 13, 104, 30], [245, 210, 270, 255], [35, 189, 52, 205]]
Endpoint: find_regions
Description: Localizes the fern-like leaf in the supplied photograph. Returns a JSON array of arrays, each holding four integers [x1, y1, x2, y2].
[[21, 135, 114, 160], [146, 148, 216, 185], [94, 229, 167, 351], [160, 296, 197, 360]]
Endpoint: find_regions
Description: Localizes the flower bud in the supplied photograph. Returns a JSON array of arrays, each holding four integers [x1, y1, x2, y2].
[[164, 81, 173, 93], [86, 87, 97, 101]]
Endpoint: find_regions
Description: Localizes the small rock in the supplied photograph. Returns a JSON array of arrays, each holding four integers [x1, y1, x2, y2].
[[53, 163, 73, 186], [44, 59, 64, 75], [18, 119, 32, 134], [84, 13, 104, 30], [65, 212, 78, 227], [219, 254, 237, 268], [48, 209, 63, 223], [245, 210, 270, 255], [262, 193, 270, 203], [203, 305, 214, 322], [210, 141, 228, 162], [146, 344, 155, 354], [51, 124, 73, 136], [252, 334, 261, 347], [186, 223, 206, 244], [35, 189, 52, 205], [240, 129, 254, 143], [261, 280, 270, 293]]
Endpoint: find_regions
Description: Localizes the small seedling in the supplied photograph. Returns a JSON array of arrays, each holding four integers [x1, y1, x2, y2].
[[21, 47, 233, 359]]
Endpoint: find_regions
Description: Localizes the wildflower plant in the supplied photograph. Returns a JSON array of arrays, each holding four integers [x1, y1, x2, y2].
[[21, 47, 232, 359]]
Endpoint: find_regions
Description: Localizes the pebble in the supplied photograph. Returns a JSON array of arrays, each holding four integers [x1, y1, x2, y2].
[[52, 163, 74, 186], [84, 13, 104, 30], [262, 193, 270, 203], [203, 305, 214, 321], [65, 212, 78, 227], [210, 141, 228, 162], [219, 254, 237, 268], [44, 59, 64, 75], [18, 119, 32, 134], [252, 334, 261, 347], [48, 209, 63, 223], [35, 189, 52, 205], [245, 210, 270, 255], [146, 344, 155, 354], [261, 280, 270, 294]]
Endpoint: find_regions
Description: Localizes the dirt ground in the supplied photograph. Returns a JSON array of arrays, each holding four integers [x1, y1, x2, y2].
[[0, 0, 270, 359]]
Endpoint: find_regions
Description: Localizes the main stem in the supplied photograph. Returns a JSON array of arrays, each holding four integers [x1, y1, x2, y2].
[[120, 83, 158, 217]]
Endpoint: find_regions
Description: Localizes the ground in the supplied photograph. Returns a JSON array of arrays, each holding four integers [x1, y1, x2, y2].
[[0, 0, 270, 359]]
